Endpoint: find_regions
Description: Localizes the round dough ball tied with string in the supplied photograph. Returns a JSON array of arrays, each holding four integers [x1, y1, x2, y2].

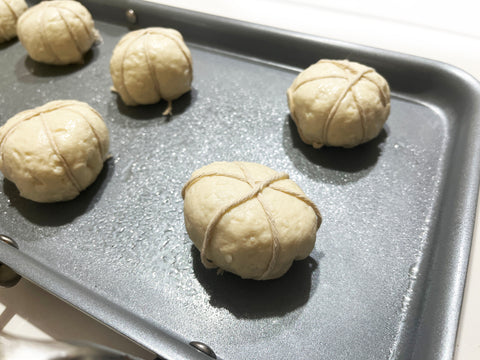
[[109, 27, 193, 115], [182, 161, 322, 280], [16, 0, 100, 65], [0, 0, 27, 43], [287, 59, 391, 148], [0, 100, 110, 203]]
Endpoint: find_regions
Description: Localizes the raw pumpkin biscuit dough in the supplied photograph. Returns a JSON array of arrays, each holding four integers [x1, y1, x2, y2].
[[287, 59, 390, 148], [182, 161, 322, 280], [110, 27, 193, 115], [16, 0, 100, 65], [0, 100, 110, 203], [0, 0, 27, 43]]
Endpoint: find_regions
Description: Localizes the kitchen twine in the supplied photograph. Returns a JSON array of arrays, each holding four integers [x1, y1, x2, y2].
[[182, 162, 322, 280], [40, 111, 82, 193], [288, 60, 388, 147]]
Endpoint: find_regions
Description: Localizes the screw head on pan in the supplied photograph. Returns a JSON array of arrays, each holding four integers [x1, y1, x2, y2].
[[189, 341, 217, 359], [125, 9, 137, 24]]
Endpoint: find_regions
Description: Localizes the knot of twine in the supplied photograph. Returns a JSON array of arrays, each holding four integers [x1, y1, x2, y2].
[[182, 163, 321, 279]]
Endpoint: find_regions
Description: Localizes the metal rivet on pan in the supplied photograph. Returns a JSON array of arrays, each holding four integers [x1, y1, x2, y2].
[[0, 234, 21, 288], [125, 9, 137, 24], [189, 341, 217, 359], [0, 234, 18, 249]]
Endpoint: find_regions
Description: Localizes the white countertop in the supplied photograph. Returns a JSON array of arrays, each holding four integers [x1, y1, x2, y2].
[[1, 1, 479, 359]]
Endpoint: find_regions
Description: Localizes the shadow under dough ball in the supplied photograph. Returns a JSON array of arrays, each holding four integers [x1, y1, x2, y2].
[[16, 0, 100, 65], [182, 161, 322, 280], [110, 27, 193, 115], [0, 0, 27, 43], [0, 100, 110, 203], [287, 59, 391, 148]]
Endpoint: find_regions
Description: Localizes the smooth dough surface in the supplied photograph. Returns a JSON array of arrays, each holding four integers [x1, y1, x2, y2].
[[0, 100, 110, 203], [182, 161, 322, 280], [0, 0, 27, 43], [16, 0, 99, 65], [110, 27, 193, 111], [287, 59, 390, 148]]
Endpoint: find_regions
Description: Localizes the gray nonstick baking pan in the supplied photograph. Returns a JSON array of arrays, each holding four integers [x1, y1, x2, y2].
[[1, 1, 480, 359]]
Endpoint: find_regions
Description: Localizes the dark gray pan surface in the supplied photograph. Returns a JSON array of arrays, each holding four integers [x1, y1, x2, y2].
[[1, 1, 480, 359]]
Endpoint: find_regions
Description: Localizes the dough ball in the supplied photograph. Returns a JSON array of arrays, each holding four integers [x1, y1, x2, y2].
[[110, 27, 193, 114], [0, 0, 27, 43], [16, 0, 100, 65], [0, 100, 110, 203], [182, 161, 322, 280], [287, 59, 390, 148]]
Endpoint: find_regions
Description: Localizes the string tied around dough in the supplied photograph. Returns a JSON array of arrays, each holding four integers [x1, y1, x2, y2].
[[182, 164, 322, 280], [200, 171, 289, 276]]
